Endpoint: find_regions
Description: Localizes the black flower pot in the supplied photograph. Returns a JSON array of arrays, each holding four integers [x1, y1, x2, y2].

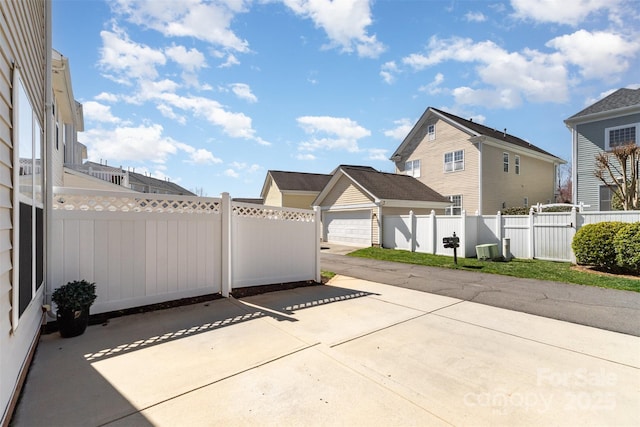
[[56, 307, 90, 338]]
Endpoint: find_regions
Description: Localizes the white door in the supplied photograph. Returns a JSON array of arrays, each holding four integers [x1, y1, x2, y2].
[[323, 210, 371, 246]]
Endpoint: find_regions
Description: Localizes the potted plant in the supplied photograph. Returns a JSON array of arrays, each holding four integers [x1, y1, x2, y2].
[[51, 280, 97, 338]]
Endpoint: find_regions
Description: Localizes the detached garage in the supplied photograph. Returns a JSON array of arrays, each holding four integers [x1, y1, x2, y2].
[[323, 210, 372, 246], [314, 165, 450, 246]]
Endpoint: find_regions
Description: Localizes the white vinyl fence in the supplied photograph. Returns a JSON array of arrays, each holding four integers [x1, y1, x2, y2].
[[383, 209, 640, 262], [51, 188, 320, 315]]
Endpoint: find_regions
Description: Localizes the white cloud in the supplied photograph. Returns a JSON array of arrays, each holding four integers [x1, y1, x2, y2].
[[403, 36, 569, 106], [83, 123, 192, 164], [297, 116, 370, 152], [380, 61, 399, 84], [464, 11, 486, 22], [99, 27, 166, 82], [165, 44, 207, 72], [384, 118, 414, 140], [510, 0, 621, 26], [95, 92, 119, 102], [282, 0, 385, 58], [583, 83, 640, 106], [296, 153, 316, 160], [224, 168, 240, 178], [112, 0, 250, 52], [83, 101, 122, 124], [230, 83, 258, 103], [368, 148, 388, 161], [219, 53, 240, 68], [187, 148, 222, 165], [419, 73, 445, 95], [546, 30, 640, 80]]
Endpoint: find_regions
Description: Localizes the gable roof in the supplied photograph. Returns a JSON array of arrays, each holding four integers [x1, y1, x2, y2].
[[127, 170, 195, 196], [565, 88, 640, 123], [314, 165, 450, 207], [261, 170, 331, 197], [392, 107, 562, 161]]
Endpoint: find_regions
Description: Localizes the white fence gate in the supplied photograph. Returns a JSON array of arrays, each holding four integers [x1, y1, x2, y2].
[[51, 189, 320, 315], [382, 209, 640, 262]]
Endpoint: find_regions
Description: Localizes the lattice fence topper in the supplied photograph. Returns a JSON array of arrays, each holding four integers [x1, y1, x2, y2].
[[53, 193, 221, 214], [232, 204, 316, 222]]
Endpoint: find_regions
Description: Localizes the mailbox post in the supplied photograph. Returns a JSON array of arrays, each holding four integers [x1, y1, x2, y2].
[[443, 232, 460, 264]]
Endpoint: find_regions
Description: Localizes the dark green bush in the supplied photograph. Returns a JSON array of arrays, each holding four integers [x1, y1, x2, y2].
[[572, 222, 626, 270], [614, 222, 640, 273]]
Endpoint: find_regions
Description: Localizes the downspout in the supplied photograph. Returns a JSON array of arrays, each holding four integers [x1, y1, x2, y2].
[[44, 0, 53, 308], [571, 127, 577, 204]]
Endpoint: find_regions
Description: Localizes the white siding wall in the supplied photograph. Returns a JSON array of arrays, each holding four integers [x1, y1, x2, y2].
[[0, 1, 48, 424]]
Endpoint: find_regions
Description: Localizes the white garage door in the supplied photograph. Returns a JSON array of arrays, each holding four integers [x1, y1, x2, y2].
[[324, 210, 371, 246]]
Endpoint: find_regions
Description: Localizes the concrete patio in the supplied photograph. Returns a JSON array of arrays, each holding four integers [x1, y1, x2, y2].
[[12, 275, 640, 426]]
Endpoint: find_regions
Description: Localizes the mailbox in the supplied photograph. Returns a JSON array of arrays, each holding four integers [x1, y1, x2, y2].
[[443, 235, 460, 249]]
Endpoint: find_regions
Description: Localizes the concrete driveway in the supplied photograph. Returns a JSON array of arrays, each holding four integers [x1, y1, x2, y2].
[[13, 276, 640, 426]]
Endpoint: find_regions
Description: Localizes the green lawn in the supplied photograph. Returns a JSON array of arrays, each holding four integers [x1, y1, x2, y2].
[[347, 247, 640, 292]]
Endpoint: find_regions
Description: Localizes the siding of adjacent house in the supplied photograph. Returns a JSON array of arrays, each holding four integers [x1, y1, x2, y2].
[[263, 179, 282, 206], [575, 113, 640, 210], [396, 118, 481, 213], [281, 193, 317, 210], [481, 143, 557, 213], [0, 1, 47, 424], [320, 175, 372, 207]]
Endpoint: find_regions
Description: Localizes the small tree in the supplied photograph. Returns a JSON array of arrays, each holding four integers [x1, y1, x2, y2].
[[556, 162, 572, 203], [594, 142, 639, 210]]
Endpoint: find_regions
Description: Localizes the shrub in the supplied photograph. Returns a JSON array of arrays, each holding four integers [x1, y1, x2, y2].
[[614, 222, 640, 274], [572, 222, 626, 270]]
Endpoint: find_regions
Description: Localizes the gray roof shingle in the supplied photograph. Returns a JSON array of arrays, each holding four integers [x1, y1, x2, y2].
[[339, 165, 449, 203], [432, 108, 560, 159], [269, 170, 332, 192], [567, 88, 640, 120]]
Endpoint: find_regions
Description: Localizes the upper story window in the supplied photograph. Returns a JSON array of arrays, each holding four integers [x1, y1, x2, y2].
[[444, 150, 464, 172], [427, 124, 435, 141], [405, 159, 421, 177], [445, 194, 462, 215], [503, 152, 509, 172], [605, 124, 638, 151], [515, 155, 520, 175]]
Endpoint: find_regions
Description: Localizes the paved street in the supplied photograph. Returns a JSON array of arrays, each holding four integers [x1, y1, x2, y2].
[[321, 245, 640, 336]]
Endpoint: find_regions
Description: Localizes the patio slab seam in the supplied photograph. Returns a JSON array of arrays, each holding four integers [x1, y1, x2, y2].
[[431, 312, 640, 370]]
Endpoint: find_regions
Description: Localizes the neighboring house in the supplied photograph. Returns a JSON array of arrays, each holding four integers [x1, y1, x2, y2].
[[313, 165, 450, 246], [391, 107, 566, 215], [260, 170, 331, 209], [564, 88, 640, 211], [1, 1, 49, 424], [67, 161, 195, 195]]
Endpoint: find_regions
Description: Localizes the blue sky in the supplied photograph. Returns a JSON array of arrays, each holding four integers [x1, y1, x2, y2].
[[53, 0, 640, 198]]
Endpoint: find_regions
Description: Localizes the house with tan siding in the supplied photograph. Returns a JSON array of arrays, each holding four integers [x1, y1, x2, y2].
[[564, 88, 640, 210], [313, 165, 449, 246], [391, 107, 566, 215], [260, 170, 331, 209], [1, 1, 50, 424]]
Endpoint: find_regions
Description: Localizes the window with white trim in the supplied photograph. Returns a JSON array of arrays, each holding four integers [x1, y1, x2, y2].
[[523, 197, 529, 208], [515, 155, 520, 175], [444, 150, 464, 172], [445, 195, 462, 215], [13, 68, 44, 326], [605, 124, 638, 151], [427, 124, 435, 141], [405, 159, 420, 177], [503, 152, 509, 172]]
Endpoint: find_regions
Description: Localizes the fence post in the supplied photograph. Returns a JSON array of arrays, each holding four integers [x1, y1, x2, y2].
[[430, 210, 436, 254], [409, 210, 416, 252], [221, 192, 231, 297], [460, 210, 466, 258], [314, 206, 321, 283], [570, 207, 578, 264], [496, 211, 503, 253], [528, 207, 535, 259]]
